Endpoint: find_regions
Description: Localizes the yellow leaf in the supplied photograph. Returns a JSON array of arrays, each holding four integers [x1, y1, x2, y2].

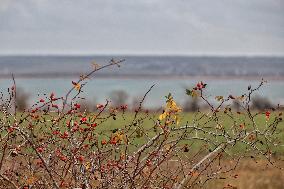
[[167, 99, 176, 109], [26, 176, 36, 185], [215, 96, 223, 101], [116, 132, 124, 141], [85, 161, 91, 170], [72, 81, 81, 91], [165, 120, 171, 125], [164, 144, 171, 151], [159, 112, 167, 120], [176, 116, 181, 125], [216, 123, 223, 130], [237, 95, 246, 101], [74, 83, 81, 91], [191, 90, 199, 98]]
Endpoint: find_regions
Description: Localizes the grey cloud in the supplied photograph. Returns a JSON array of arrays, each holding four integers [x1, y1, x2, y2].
[[0, 0, 283, 55]]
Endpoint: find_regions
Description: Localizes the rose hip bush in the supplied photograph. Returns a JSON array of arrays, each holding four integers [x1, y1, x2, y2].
[[0, 59, 283, 189]]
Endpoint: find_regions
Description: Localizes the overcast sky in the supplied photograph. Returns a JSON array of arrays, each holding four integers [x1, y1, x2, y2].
[[0, 0, 283, 55]]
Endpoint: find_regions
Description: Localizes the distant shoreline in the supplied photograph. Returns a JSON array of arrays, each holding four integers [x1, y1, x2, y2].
[[1, 73, 284, 81], [1, 54, 284, 58]]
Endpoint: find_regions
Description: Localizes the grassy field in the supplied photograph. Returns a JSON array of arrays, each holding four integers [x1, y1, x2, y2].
[[93, 111, 284, 153], [3, 110, 283, 153]]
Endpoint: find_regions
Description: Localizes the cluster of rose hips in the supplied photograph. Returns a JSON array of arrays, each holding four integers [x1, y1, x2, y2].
[[55, 149, 68, 162], [193, 81, 207, 90], [265, 111, 271, 120], [96, 104, 104, 109], [106, 160, 123, 170], [32, 92, 60, 113], [120, 104, 128, 111]]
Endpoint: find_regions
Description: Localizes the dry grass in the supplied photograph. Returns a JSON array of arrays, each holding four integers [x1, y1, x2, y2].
[[1, 157, 283, 189], [202, 159, 284, 189]]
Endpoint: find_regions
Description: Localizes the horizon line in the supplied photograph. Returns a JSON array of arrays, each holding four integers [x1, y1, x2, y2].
[[0, 52, 284, 58]]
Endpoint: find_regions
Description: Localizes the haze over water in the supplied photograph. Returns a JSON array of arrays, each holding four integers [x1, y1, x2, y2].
[[0, 55, 283, 108]]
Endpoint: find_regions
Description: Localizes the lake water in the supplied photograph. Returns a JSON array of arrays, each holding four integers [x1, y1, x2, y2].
[[0, 55, 283, 107]]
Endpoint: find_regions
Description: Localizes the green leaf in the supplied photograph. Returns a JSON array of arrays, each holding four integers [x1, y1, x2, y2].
[[186, 89, 193, 96]]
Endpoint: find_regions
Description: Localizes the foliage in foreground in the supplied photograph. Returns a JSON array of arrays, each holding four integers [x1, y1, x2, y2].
[[0, 59, 283, 189]]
